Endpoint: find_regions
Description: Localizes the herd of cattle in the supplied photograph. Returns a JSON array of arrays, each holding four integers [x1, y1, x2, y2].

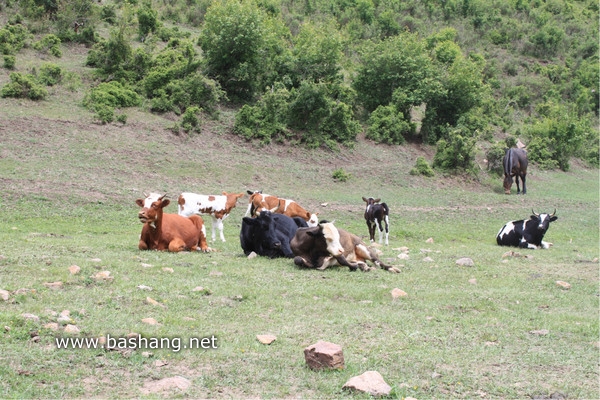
[[136, 187, 558, 273]]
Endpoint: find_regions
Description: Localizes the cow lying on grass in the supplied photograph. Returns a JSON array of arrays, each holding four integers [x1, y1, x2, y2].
[[496, 210, 557, 249], [240, 211, 307, 258], [246, 190, 318, 227], [290, 221, 400, 272], [136, 193, 211, 252]]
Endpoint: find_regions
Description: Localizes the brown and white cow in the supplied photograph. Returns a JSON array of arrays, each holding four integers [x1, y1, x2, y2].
[[245, 190, 318, 227], [136, 193, 211, 252], [290, 221, 400, 272], [178, 191, 244, 242]]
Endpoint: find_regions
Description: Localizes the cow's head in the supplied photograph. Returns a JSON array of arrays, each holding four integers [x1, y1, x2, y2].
[[307, 213, 319, 227], [136, 193, 169, 224], [503, 175, 513, 194], [311, 222, 344, 257], [243, 211, 283, 255], [530, 209, 557, 231], [362, 197, 381, 206]]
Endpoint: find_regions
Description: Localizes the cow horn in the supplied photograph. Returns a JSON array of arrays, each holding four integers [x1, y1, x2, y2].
[[160, 193, 168, 200], [550, 209, 556, 216], [143, 192, 149, 198], [532, 209, 539, 217]]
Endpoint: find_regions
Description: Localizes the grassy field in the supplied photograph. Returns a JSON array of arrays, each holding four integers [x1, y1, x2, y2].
[[1, 59, 599, 397]]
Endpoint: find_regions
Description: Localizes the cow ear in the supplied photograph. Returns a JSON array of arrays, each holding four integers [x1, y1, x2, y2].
[[374, 198, 381, 203], [362, 197, 368, 202], [307, 230, 322, 237], [530, 214, 538, 220], [243, 217, 257, 225], [550, 216, 558, 221], [161, 199, 170, 208], [246, 190, 254, 195], [135, 199, 144, 207]]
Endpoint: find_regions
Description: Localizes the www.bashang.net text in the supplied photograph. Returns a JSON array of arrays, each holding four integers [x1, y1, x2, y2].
[[55, 334, 218, 353]]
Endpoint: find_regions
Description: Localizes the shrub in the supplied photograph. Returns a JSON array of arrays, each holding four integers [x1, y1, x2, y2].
[[366, 104, 414, 144], [1, 72, 47, 100], [115, 113, 127, 124], [180, 106, 201, 133], [37, 63, 62, 86], [137, 2, 159, 40], [93, 104, 114, 124], [33, 34, 62, 57], [410, 156, 435, 177], [84, 81, 141, 109], [433, 127, 477, 172], [485, 141, 508, 174], [332, 168, 351, 182], [3, 55, 15, 69], [0, 23, 31, 55]]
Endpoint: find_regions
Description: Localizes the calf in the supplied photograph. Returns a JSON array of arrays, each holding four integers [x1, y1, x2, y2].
[[503, 148, 528, 195], [178, 191, 244, 242], [362, 197, 390, 245], [240, 211, 307, 258], [246, 190, 318, 227], [290, 221, 400, 272], [136, 193, 210, 252], [496, 210, 557, 249]]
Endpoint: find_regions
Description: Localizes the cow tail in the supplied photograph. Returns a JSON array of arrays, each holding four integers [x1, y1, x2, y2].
[[381, 203, 389, 215]]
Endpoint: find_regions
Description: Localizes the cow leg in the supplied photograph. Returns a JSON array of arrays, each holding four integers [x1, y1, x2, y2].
[[294, 256, 314, 268], [197, 225, 211, 252], [367, 221, 375, 242], [215, 217, 226, 242], [139, 240, 149, 250], [518, 238, 538, 249], [375, 218, 383, 244], [383, 215, 389, 245], [168, 238, 187, 252]]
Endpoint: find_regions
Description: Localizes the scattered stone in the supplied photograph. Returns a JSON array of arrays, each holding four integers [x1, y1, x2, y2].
[[321, 202, 329, 207], [68, 265, 81, 275], [142, 351, 153, 358], [304, 341, 345, 370], [394, 246, 410, 253], [423, 256, 434, 262], [502, 251, 532, 259], [57, 315, 72, 324], [142, 318, 160, 326], [43, 322, 59, 331], [529, 329, 549, 336], [90, 258, 102, 263], [593, 258, 599, 263], [0, 289, 9, 301], [60, 310, 70, 318], [431, 372, 442, 379], [391, 288, 408, 299], [154, 360, 168, 367], [192, 286, 204, 292], [397, 253, 410, 260], [420, 248, 432, 253], [43, 281, 63, 289], [162, 267, 174, 273], [146, 297, 166, 308], [137, 285, 153, 291], [247, 251, 258, 259], [22, 313, 40, 323], [342, 371, 392, 397], [468, 278, 477, 285], [141, 263, 153, 268], [555, 281, 571, 290], [256, 334, 277, 345], [94, 271, 112, 280], [140, 376, 191, 395], [31, 335, 41, 343], [210, 270, 223, 277], [456, 257, 474, 267], [14, 288, 35, 295], [64, 324, 80, 334], [425, 237, 434, 243]]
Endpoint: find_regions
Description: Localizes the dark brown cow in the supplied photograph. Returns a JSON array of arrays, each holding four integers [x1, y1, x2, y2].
[[290, 222, 400, 273], [136, 193, 210, 252], [503, 148, 528, 195]]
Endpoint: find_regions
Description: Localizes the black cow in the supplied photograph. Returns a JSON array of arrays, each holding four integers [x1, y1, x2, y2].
[[496, 210, 557, 249], [290, 221, 400, 272], [240, 211, 307, 258], [362, 197, 389, 245], [503, 148, 528, 195]]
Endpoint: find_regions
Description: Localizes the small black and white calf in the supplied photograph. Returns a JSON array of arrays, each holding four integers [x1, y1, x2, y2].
[[496, 210, 557, 249]]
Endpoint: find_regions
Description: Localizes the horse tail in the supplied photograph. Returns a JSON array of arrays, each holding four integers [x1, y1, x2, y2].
[[503, 148, 513, 176]]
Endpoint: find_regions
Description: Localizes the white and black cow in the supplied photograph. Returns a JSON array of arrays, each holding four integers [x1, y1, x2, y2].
[[496, 210, 557, 249], [290, 221, 400, 272], [362, 196, 389, 245], [240, 211, 307, 258]]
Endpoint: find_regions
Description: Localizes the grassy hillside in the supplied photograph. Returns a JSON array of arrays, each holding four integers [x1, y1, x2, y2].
[[0, 1, 598, 398]]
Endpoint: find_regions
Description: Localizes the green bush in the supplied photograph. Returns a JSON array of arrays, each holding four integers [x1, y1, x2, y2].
[[410, 156, 435, 177], [366, 104, 414, 144], [137, 1, 159, 40], [433, 127, 477, 172], [93, 104, 115, 124], [84, 81, 141, 110], [33, 34, 62, 57], [180, 106, 201, 133], [0, 72, 47, 100], [0, 23, 31, 55], [485, 141, 508, 174], [332, 168, 352, 182], [37, 63, 62, 86], [3, 55, 15, 69]]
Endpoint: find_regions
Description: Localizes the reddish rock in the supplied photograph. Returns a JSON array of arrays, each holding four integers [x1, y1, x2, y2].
[[304, 341, 344, 370], [343, 371, 392, 397]]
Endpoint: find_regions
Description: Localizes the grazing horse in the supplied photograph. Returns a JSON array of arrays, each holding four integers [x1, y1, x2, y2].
[[503, 148, 528, 195], [362, 197, 389, 245]]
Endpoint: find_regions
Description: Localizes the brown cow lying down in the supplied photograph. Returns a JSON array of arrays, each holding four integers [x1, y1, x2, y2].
[[290, 221, 400, 273], [136, 193, 211, 252]]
